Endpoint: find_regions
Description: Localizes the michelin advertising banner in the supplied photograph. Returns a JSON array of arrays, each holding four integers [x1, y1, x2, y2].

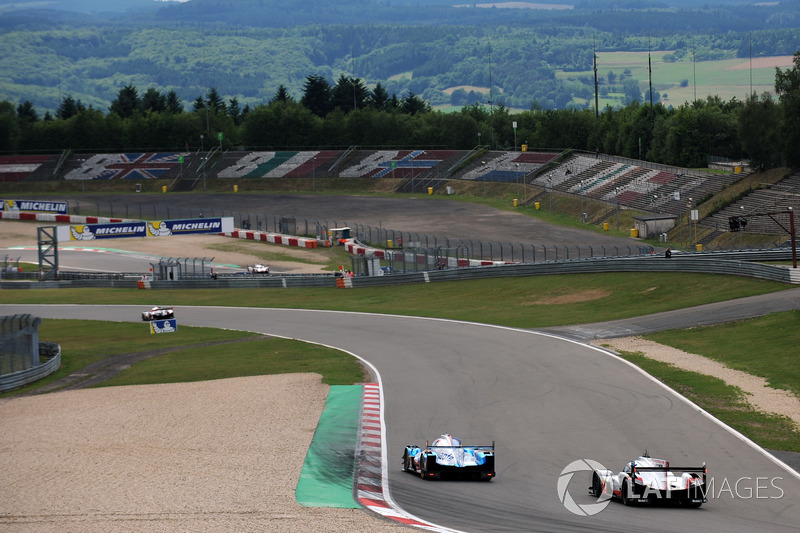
[[150, 319, 178, 334], [56, 217, 233, 241], [144, 217, 233, 236], [2, 199, 68, 214]]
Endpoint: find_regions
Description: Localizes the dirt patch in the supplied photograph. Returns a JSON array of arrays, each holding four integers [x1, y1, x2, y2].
[[596, 336, 800, 430], [531, 288, 610, 305]]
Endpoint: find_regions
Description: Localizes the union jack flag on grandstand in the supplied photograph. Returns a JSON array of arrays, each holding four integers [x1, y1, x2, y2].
[[94, 153, 184, 180]]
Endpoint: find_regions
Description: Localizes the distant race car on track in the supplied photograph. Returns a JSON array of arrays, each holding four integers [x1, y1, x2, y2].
[[403, 434, 495, 480], [141, 306, 175, 321], [248, 264, 270, 274], [589, 453, 707, 507]]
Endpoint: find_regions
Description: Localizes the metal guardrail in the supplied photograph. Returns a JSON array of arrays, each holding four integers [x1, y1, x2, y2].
[[343, 256, 796, 287], [0, 342, 61, 392], [1, 251, 796, 289]]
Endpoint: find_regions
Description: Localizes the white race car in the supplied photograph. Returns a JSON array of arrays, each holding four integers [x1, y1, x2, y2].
[[141, 306, 175, 321], [590, 453, 707, 507], [248, 264, 270, 274]]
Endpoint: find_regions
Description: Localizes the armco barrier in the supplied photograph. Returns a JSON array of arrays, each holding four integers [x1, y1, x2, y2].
[[0, 342, 61, 392], [1, 256, 796, 289], [334, 256, 797, 287]]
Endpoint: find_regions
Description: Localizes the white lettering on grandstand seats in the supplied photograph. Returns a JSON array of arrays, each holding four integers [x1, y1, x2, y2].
[[94, 226, 145, 235], [19, 201, 66, 211], [171, 222, 220, 230]]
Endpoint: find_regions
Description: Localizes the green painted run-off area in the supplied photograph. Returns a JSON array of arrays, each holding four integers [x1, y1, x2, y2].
[[295, 384, 363, 508]]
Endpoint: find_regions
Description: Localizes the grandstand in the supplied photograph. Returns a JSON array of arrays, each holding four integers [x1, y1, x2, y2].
[[62, 153, 189, 181], [527, 153, 746, 222], [6, 148, 799, 247], [701, 170, 800, 236], [0, 155, 59, 182]]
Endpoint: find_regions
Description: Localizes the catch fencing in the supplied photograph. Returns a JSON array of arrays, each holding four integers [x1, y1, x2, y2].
[[67, 199, 661, 263]]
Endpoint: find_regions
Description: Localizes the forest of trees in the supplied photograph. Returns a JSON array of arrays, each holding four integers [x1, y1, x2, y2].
[[2, 52, 799, 171], [3, 1, 800, 115]]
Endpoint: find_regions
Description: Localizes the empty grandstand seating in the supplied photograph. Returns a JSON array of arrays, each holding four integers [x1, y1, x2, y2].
[[0, 155, 56, 181], [529, 154, 744, 220], [13, 149, 766, 240], [63, 153, 188, 180], [461, 151, 558, 182], [701, 171, 800, 235]]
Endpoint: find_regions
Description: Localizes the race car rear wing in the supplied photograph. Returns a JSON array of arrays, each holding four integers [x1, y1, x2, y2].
[[632, 461, 707, 481], [426, 440, 495, 451]]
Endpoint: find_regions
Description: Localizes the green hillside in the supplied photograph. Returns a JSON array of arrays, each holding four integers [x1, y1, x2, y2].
[[1, 0, 798, 115]]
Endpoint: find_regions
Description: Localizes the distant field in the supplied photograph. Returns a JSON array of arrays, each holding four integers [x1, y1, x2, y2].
[[443, 85, 491, 95], [388, 70, 413, 81], [558, 51, 793, 108]]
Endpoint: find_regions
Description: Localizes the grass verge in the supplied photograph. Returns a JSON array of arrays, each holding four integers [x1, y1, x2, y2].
[[99, 335, 367, 388], [1, 272, 791, 328], [614, 350, 800, 452], [644, 311, 800, 398], [1, 319, 366, 397]]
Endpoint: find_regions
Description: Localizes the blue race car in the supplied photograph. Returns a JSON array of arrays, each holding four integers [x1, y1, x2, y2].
[[403, 434, 495, 481]]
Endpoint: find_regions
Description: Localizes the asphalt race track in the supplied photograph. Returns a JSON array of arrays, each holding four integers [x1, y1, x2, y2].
[[2, 247, 168, 274], [4, 195, 799, 531], [4, 304, 799, 533], [543, 287, 800, 340], [1, 247, 242, 275]]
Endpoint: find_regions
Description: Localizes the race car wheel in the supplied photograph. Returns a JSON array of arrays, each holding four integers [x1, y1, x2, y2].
[[590, 472, 602, 497], [683, 500, 702, 508], [403, 451, 410, 472], [621, 481, 633, 506]]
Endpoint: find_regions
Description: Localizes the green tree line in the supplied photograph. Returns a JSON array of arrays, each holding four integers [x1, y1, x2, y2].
[[2, 53, 799, 170], [3, 21, 799, 116]]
